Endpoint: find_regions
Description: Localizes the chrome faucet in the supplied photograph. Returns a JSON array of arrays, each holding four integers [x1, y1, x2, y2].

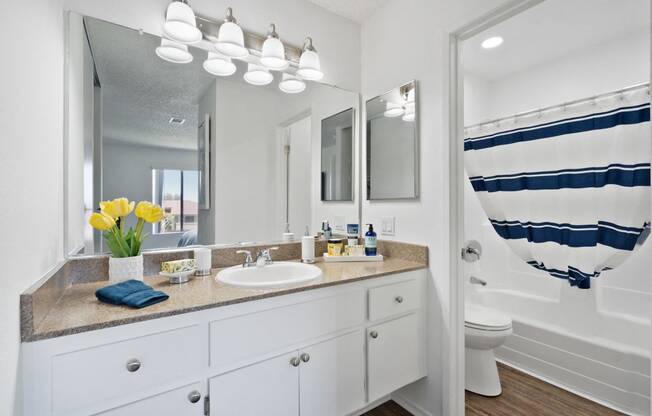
[[469, 276, 487, 286], [256, 247, 279, 266], [236, 250, 256, 268]]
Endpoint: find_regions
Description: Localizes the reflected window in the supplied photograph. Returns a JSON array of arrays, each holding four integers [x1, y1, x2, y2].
[[152, 169, 199, 233]]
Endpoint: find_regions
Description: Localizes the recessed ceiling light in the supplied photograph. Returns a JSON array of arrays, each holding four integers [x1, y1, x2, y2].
[[481, 36, 503, 49]]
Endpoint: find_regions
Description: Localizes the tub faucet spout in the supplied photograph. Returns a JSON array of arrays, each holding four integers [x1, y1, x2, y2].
[[470, 276, 487, 286]]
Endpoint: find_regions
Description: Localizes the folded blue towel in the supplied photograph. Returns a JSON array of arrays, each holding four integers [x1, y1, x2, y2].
[[96, 279, 169, 308]]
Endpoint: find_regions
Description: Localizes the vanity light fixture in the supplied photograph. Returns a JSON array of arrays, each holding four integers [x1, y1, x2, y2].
[[244, 63, 273, 86], [384, 102, 404, 118], [163, 0, 202, 44], [279, 73, 306, 94], [156, 38, 194, 64], [215, 7, 249, 58], [481, 36, 503, 49], [203, 51, 237, 76], [260, 24, 289, 70], [296, 37, 324, 81]]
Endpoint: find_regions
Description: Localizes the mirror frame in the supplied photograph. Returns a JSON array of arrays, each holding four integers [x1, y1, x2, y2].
[[365, 79, 420, 201]]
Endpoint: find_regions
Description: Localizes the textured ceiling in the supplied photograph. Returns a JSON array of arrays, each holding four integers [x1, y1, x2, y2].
[[463, 0, 650, 81], [85, 17, 215, 150], [307, 0, 387, 23]]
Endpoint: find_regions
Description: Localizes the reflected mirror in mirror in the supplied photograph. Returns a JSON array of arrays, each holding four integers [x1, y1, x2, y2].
[[365, 80, 419, 200], [321, 108, 354, 201], [65, 15, 359, 256]]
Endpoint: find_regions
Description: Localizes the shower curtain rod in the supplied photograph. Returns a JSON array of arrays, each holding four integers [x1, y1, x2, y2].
[[465, 81, 650, 130]]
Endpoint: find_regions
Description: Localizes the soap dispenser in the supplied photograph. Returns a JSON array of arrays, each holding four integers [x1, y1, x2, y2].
[[364, 224, 377, 256]]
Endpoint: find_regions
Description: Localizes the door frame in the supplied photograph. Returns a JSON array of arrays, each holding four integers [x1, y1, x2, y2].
[[446, 1, 546, 414]]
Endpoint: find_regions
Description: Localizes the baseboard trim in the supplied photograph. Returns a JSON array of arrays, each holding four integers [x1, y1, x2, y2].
[[349, 395, 391, 416], [391, 394, 435, 416]]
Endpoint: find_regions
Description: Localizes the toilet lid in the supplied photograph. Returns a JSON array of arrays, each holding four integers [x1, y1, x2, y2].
[[465, 304, 512, 330]]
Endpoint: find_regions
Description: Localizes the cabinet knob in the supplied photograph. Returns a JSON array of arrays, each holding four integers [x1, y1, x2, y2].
[[395, 296, 404, 303], [300, 353, 310, 363], [125, 359, 141, 372], [188, 391, 202, 404], [370, 331, 379, 339], [290, 356, 301, 367]]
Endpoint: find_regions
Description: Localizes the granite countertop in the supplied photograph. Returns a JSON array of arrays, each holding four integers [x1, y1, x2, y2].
[[25, 257, 426, 342]]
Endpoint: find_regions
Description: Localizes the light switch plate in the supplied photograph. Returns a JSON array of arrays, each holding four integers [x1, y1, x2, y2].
[[381, 216, 395, 236]]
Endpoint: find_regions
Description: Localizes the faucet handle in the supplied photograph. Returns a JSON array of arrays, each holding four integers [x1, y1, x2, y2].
[[236, 250, 254, 267], [257, 247, 279, 265]]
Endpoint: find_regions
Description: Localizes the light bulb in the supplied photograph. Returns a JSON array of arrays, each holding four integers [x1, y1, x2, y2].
[[244, 63, 273, 86], [296, 37, 324, 81], [203, 51, 236, 76], [156, 38, 193, 64], [163, 1, 202, 44], [384, 102, 404, 118], [260, 24, 288, 70], [215, 7, 249, 58], [279, 73, 306, 94]]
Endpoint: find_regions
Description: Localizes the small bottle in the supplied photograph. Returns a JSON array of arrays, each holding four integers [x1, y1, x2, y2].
[[301, 226, 315, 264], [364, 224, 377, 256], [323, 221, 332, 240]]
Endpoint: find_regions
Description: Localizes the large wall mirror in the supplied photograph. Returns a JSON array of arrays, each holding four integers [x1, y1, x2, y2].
[[365, 80, 419, 200], [64, 14, 360, 256]]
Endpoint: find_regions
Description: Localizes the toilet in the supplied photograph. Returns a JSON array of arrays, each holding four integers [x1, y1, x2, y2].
[[465, 304, 513, 396]]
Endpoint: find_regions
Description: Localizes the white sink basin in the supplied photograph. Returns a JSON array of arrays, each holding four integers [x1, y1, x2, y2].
[[216, 262, 322, 289]]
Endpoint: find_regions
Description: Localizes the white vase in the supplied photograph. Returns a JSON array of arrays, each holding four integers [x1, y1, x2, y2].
[[108, 255, 144, 282]]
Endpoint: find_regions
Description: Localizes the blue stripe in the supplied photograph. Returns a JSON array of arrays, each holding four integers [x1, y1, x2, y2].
[[464, 104, 650, 151], [470, 163, 651, 192], [490, 219, 644, 250], [527, 261, 599, 289]]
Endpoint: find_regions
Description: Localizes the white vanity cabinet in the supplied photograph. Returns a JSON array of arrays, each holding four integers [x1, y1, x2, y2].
[[209, 330, 365, 416], [22, 270, 426, 416]]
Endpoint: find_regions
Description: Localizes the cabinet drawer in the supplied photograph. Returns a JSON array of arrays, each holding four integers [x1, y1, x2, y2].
[[52, 325, 204, 416], [209, 289, 364, 369], [367, 313, 421, 401], [368, 279, 420, 321], [95, 382, 204, 416]]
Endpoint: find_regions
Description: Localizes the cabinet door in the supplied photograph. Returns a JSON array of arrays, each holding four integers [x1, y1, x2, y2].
[[299, 331, 365, 416], [209, 352, 299, 416], [367, 313, 421, 401], [95, 382, 204, 416]]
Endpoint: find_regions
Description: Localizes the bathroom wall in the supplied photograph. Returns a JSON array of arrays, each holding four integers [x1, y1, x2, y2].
[[360, 1, 504, 414], [0, 1, 65, 414]]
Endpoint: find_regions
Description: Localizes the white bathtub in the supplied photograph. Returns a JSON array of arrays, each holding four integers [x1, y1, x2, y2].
[[467, 287, 651, 415]]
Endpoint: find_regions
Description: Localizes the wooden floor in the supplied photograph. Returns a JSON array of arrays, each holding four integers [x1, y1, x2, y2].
[[363, 400, 412, 416], [465, 363, 624, 416], [364, 364, 623, 416]]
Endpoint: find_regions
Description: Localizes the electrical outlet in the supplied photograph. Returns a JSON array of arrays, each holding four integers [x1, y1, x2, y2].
[[381, 216, 395, 236]]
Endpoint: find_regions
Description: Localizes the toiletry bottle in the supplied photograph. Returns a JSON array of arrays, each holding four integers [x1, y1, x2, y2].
[[365, 224, 377, 256], [323, 221, 332, 240], [301, 226, 315, 263]]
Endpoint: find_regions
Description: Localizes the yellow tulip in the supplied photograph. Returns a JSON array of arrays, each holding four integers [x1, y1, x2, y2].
[[100, 198, 134, 218], [89, 212, 116, 231], [135, 201, 165, 223]]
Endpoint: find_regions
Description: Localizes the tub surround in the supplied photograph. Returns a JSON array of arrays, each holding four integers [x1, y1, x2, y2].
[[21, 240, 427, 342]]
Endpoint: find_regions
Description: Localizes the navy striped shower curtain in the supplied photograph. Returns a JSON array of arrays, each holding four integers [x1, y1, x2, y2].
[[464, 88, 651, 289]]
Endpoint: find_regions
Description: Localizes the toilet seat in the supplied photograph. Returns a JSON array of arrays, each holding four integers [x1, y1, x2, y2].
[[465, 304, 512, 331]]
